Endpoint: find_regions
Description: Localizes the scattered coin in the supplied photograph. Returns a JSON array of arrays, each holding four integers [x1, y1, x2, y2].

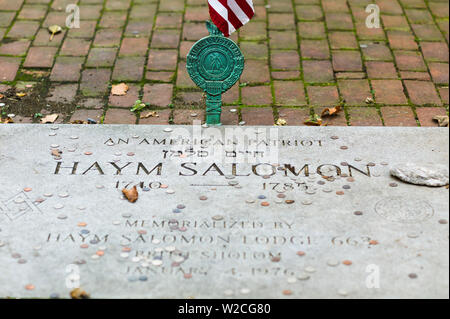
[[389, 182, 398, 187], [408, 273, 418, 279], [342, 260, 353, 266], [327, 259, 340, 267], [354, 211, 363, 216]]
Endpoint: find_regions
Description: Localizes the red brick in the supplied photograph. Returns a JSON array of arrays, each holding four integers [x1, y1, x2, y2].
[[86, 48, 118, 67], [241, 60, 270, 84], [94, 29, 123, 47], [300, 40, 330, 59], [109, 84, 140, 108], [67, 21, 97, 39], [60, 39, 91, 56], [50, 57, 84, 82], [142, 84, 174, 108], [303, 60, 334, 83], [0, 56, 20, 81], [242, 86, 273, 106], [429, 63, 449, 85], [151, 30, 181, 49], [0, 40, 30, 56], [80, 69, 112, 97], [381, 107, 418, 126], [329, 31, 358, 49], [176, 61, 196, 88], [298, 22, 326, 39], [99, 11, 127, 28], [338, 79, 372, 106], [156, 13, 183, 28], [0, 0, 23, 10], [394, 51, 427, 71], [183, 23, 209, 41], [185, 6, 210, 21], [241, 107, 275, 125], [172, 109, 205, 125], [239, 21, 267, 41], [271, 51, 300, 70], [274, 81, 306, 106], [332, 50, 362, 71], [366, 61, 398, 79], [146, 71, 175, 82], [416, 107, 448, 127], [219, 106, 239, 125], [139, 109, 171, 125], [420, 42, 449, 62], [348, 107, 383, 126], [23, 47, 58, 68], [104, 109, 137, 124], [223, 84, 240, 105], [439, 87, 449, 105], [400, 71, 430, 81], [307, 86, 339, 106], [18, 5, 48, 20], [269, 13, 296, 30], [361, 43, 393, 61], [296, 5, 323, 21], [412, 24, 443, 41], [119, 38, 149, 56], [148, 50, 178, 70], [325, 13, 354, 30], [277, 108, 311, 126], [269, 31, 298, 49], [271, 71, 301, 80], [7, 21, 40, 38], [372, 80, 408, 105], [112, 57, 146, 82], [404, 80, 442, 105]]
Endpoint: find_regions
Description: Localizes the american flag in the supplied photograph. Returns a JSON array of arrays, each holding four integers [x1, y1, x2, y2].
[[208, 0, 255, 37]]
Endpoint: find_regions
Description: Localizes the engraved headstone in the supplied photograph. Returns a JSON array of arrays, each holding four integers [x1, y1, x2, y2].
[[0, 125, 448, 298]]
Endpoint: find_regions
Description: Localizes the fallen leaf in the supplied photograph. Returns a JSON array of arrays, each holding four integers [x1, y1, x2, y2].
[[433, 115, 449, 127], [140, 111, 159, 119], [111, 83, 129, 96], [304, 114, 322, 126], [70, 120, 87, 124], [70, 288, 90, 299], [321, 105, 342, 117], [48, 25, 62, 41], [0, 94, 4, 99], [40, 114, 59, 124], [16, 92, 27, 98], [365, 97, 374, 104], [122, 186, 139, 203], [276, 118, 287, 126], [0, 117, 14, 124]]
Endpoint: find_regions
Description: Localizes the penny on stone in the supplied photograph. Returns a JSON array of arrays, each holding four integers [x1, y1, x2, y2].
[[199, 196, 208, 201], [246, 199, 255, 204], [84, 151, 93, 156], [336, 191, 345, 195], [285, 200, 295, 204], [409, 273, 418, 279], [296, 251, 306, 257], [331, 136, 339, 140], [342, 260, 353, 266], [23, 187, 32, 192], [261, 202, 270, 207], [327, 259, 340, 267], [340, 146, 348, 150], [439, 219, 448, 225], [389, 182, 398, 187], [354, 211, 363, 216], [342, 185, 351, 190]]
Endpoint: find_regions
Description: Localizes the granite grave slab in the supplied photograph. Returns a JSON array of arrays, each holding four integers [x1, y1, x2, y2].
[[0, 124, 448, 299]]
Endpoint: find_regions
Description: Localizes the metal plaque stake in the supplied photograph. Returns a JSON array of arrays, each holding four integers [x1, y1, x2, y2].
[[186, 21, 244, 125]]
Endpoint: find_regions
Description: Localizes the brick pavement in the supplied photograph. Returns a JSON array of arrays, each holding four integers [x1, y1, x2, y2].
[[0, 0, 448, 126]]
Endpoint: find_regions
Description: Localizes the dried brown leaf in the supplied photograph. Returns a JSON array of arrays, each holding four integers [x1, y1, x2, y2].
[[111, 83, 129, 96], [0, 117, 14, 124], [0, 94, 5, 99], [40, 114, 59, 124], [16, 92, 27, 98], [276, 118, 287, 126], [140, 111, 159, 119], [321, 105, 342, 117], [122, 186, 139, 203], [70, 288, 90, 299], [433, 115, 449, 127]]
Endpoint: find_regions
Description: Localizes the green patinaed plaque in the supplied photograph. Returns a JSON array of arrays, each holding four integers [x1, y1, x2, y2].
[[187, 21, 244, 125]]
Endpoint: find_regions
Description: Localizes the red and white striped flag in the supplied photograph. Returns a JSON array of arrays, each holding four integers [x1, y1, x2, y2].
[[208, 0, 255, 37]]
